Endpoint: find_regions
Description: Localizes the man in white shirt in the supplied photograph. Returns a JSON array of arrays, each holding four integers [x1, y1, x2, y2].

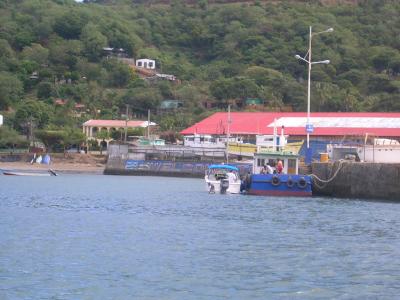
[[227, 170, 237, 183]]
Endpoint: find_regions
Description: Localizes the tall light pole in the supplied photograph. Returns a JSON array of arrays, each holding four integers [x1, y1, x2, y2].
[[226, 104, 231, 164], [295, 26, 333, 163]]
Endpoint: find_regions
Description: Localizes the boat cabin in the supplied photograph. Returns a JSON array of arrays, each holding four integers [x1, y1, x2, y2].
[[253, 150, 299, 175], [206, 164, 239, 180]]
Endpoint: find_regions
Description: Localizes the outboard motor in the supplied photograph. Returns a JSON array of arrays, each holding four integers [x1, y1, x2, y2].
[[220, 179, 229, 194]]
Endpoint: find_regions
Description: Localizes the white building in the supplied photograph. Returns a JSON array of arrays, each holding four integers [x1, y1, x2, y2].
[[136, 59, 156, 69], [82, 119, 157, 146]]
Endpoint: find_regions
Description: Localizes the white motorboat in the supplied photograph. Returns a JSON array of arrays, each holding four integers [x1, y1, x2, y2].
[[205, 164, 241, 194]]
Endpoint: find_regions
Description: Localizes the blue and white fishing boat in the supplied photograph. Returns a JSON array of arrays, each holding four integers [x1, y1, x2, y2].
[[205, 164, 241, 194], [242, 150, 312, 197]]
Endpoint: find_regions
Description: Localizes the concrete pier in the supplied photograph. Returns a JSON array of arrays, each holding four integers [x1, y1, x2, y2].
[[104, 157, 252, 178], [311, 162, 400, 200]]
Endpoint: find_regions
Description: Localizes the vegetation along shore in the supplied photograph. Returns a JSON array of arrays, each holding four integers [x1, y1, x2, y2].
[[0, 0, 399, 152]]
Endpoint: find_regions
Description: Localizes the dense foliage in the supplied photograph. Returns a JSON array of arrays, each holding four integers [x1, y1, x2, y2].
[[0, 0, 399, 145]]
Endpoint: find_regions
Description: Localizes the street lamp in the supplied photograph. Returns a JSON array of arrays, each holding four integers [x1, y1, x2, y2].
[[295, 26, 333, 164]]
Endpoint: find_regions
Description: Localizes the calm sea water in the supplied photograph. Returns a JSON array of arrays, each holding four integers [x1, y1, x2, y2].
[[1, 174, 400, 299]]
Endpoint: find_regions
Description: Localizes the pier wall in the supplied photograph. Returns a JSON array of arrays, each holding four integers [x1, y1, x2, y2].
[[104, 158, 252, 178], [312, 162, 400, 200]]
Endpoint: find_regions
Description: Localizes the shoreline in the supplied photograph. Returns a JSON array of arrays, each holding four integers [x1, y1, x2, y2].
[[0, 162, 105, 175]]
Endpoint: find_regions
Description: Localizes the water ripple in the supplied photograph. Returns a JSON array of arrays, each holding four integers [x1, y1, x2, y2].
[[1, 175, 400, 299]]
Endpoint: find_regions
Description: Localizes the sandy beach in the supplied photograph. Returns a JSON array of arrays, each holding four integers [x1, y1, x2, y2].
[[0, 153, 106, 174]]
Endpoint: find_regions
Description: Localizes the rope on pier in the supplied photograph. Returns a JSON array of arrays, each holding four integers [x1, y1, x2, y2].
[[311, 160, 345, 189]]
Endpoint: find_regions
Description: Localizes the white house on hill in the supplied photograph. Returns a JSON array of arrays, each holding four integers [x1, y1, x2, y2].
[[136, 58, 156, 69]]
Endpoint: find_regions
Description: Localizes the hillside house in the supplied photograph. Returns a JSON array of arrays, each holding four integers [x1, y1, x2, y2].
[[136, 58, 156, 69]]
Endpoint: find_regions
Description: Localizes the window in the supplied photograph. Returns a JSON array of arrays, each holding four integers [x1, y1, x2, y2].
[[268, 159, 276, 167], [137, 61, 142, 67], [257, 158, 265, 167], [149, 62, 154, 68], [288, 159, 296, 169]]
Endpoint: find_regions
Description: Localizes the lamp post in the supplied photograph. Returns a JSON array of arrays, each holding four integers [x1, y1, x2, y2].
[[295, 26, 333, 164]]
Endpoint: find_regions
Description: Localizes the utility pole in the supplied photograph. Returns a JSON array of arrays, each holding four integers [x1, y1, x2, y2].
[[226, 104, 231, 164], [124, 104, 129, 143], [147, 109, 150, 139]]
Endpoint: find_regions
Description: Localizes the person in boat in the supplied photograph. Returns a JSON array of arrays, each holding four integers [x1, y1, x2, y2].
[[227, 169, 237, 183], [260, 164, 273, 174], [276, 159, 283, 174], [260, 165, 267, 174]]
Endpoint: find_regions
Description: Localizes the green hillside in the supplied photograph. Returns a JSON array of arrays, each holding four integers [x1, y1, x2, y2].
[[0, 0, 399, 145]]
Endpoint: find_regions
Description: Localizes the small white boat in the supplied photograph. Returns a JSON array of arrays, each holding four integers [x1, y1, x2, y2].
[[2, 169, 57, 176], [205, 164, 241, 194]]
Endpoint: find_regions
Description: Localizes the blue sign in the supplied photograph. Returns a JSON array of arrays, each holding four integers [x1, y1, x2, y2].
[[305, 123, 314, 133]]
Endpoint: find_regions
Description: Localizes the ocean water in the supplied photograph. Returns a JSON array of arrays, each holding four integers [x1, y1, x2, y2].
[[1, 174, 400, 299]]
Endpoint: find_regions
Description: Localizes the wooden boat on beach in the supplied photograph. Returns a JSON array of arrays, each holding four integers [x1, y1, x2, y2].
[[2, 170, 57, 176]]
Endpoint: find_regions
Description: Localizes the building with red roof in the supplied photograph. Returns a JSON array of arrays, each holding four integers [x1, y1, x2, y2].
[[180, 112, 400, 139]]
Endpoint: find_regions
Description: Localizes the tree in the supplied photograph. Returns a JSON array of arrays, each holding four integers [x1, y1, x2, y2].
[[37, 82, 53, 99], [103, 59, 134, 87], [0, 72, 23, 110], [81, 23, 108, 62], [14, 100, 54, 134], [0, 39, 15, 60], [49, 39, 83, 69], [54, 12, 88, 40], [21, 43, 49, 66], [122, 88, 162, 111], [210, 77, 260, 105], [61, 127, 85, 153], [35, 129, 64, 152], [0, 126, 28, 150]]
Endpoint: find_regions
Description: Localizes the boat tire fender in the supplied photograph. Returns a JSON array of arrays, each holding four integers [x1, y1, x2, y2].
[[271, 175, 281, 186], [286, 176, 294, 188], [297, 177, 307, 189]]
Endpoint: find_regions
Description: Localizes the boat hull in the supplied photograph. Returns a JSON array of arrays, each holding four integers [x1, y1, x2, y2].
[[245, 174, 312, 197], [2, 170, 57, 176], [205, 178, 241, 194]]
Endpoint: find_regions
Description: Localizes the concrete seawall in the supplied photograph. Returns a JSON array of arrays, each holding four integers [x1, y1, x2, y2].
[[104, 158, 252, 178], [105, 157, 400, 200], [312, 162, 400, 200]]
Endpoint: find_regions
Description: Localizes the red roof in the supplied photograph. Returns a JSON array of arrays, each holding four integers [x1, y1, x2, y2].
[[55, 99, 67, 105], [83, 119, 148, 127], [180, 112, 400, 137]]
